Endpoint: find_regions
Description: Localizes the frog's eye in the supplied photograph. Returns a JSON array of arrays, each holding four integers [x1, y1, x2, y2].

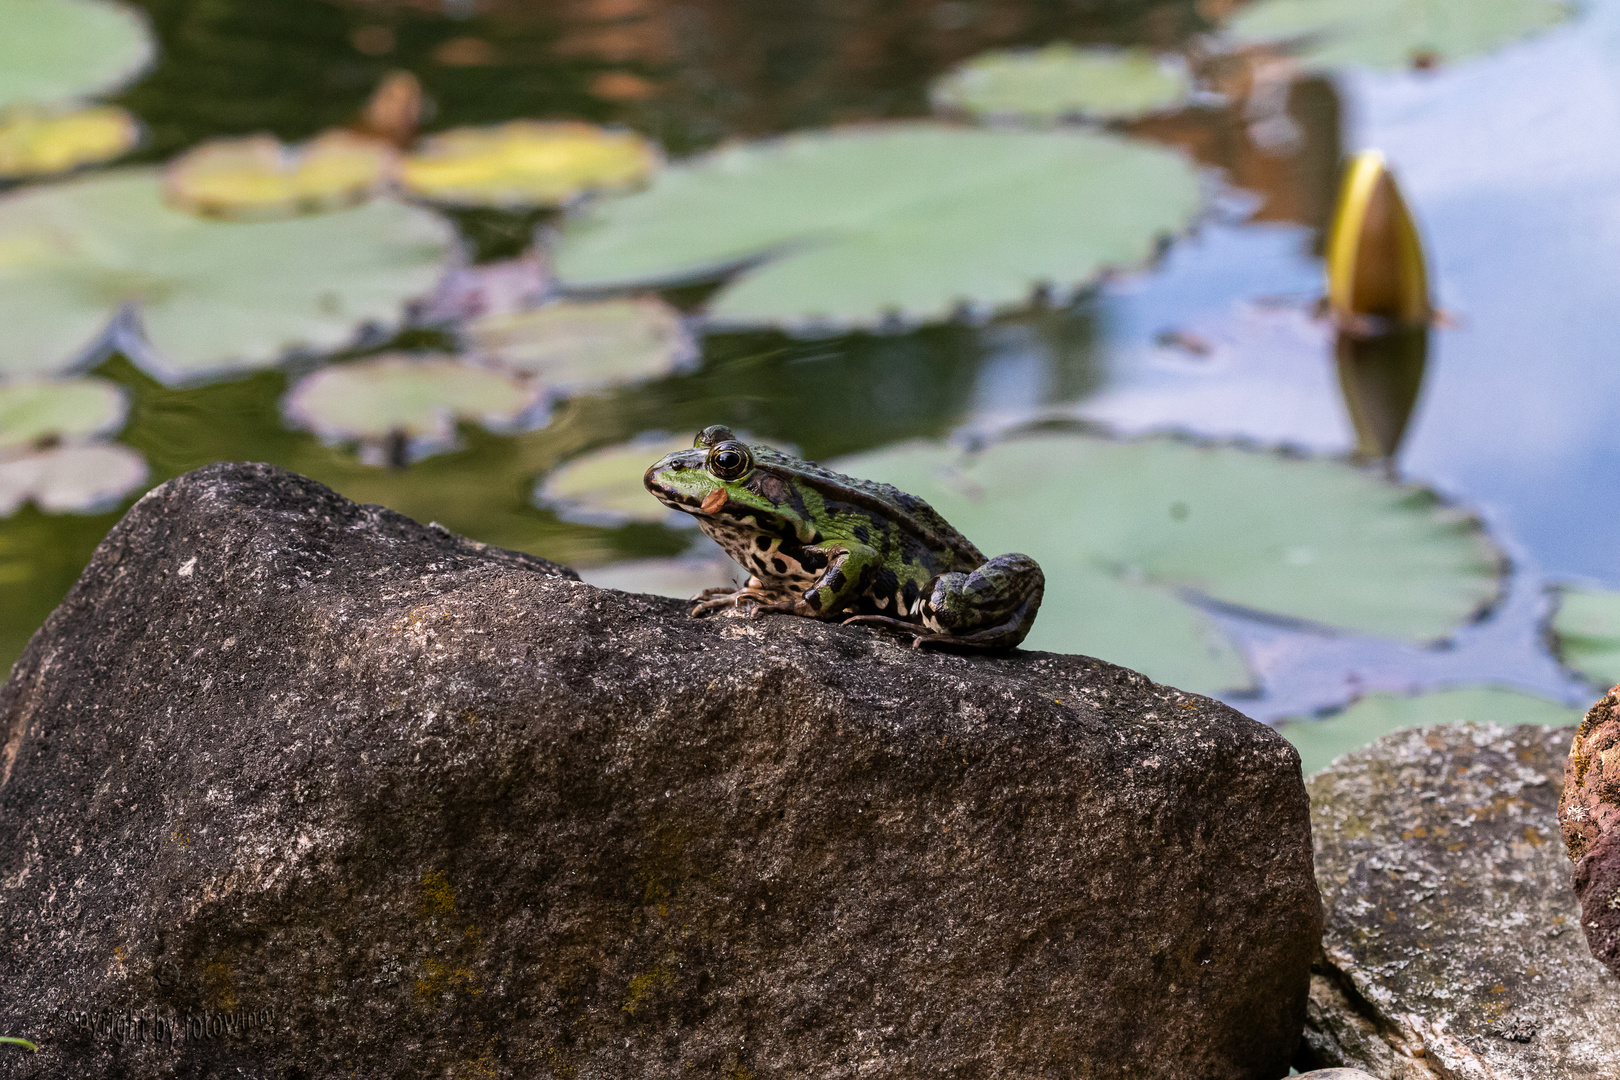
[[706, 441, 753, 481]]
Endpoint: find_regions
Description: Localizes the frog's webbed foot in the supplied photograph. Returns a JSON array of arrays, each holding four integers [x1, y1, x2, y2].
[[690, 587, 802, 619]]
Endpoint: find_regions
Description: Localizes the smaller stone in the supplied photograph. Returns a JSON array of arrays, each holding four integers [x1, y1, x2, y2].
[[1559, 683, 1620, 977]]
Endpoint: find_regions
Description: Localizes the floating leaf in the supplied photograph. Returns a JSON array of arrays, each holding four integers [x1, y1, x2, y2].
[[1549, 585, 1620, 689], [0, 104, 139, 178], [833, 430, 1502, 694], [463, 298, 694, 397], [399, 120, 659, 209], [536, 433, 697, 526], [0, 0, 155, 111], [552, 123, 1203, 332], [282, 353, 543, 462], [931, 46, 1192, 123], [0, 378, 126, 453], [1278, 686, 1581, 775], [579, 553, 741, 598], [165, 131, 398, 221], [1224, 0, 1569, 71], [1326, 150, 1429, 327], [0, 169, 454, 383], [0, 442, 146, 516]]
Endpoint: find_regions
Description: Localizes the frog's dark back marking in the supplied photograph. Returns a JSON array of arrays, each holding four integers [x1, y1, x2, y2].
[[750, 446, 984, 567]]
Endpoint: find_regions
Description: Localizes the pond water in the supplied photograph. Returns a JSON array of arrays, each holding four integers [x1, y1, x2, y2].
[[2, 0, 1616, 743]]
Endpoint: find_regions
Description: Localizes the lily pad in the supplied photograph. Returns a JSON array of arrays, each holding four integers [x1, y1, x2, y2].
[[462, 298, 694, 397], [1223, 0, 1570, 71], [552, 123, 1203, 332], [0, 442, 146, 516], [0, 169, 454, 383], [0, 105, 139, 178], [0, 0, 155, 111], [931, 46, 1192, 123], [535, 433, 697, 526], [282, 353, 543, 462], [833, 430, 1502, 694], [1278, 686, 1581, 775], [578, 553, 741, 598], [399, 120, 659, 209], [1549, 584, 1620, 689], [164, 130, 397, 221], [0, 378, 127, 453]]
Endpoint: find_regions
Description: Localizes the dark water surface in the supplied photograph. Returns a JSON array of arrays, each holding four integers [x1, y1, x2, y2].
[[2, 0, 1614, 724]]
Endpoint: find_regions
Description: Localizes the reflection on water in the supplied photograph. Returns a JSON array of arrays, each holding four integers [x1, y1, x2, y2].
[[1335, 326, 1427, 464]]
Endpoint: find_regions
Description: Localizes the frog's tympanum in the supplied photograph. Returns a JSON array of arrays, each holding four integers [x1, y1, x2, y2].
[[644, 425, 1044, 650]]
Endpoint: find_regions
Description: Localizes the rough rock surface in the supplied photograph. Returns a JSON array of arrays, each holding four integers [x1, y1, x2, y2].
[[1302, 724, 1620, 1079], [0, 463, 1321, 1079], [1558, 684, 1620, 978]]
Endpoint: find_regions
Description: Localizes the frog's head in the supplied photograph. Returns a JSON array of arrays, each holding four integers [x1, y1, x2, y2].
[[644, 425, 804, 534]]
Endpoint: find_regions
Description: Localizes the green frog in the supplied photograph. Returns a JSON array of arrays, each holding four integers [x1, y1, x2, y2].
[[643, 425, 1044, 651]]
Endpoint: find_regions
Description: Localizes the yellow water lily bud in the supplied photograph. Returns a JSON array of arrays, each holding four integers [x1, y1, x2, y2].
[[399, 120, 659, 209], [0, 105, 139, 178], [164, 129, 397, 221], [1325, 150, 1430, 328]]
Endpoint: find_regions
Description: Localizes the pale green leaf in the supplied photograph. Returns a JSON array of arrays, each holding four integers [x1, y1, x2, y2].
[[553, 123, 1202, 332], [0, 442, 146, 516], [462, 298, 694, 397], [0, 378, 126, 452], [932, 46, 1192, 122], [1224, 0, 1570, 70], [1550, 584, 1620, 689], [0, 169, 454, 383], [282, 353, 542, 458], [0, 0, 155, 111], [1278, 686, 1582, 775], [535, 433, 696, 526], [832, 431, 1503, 694]]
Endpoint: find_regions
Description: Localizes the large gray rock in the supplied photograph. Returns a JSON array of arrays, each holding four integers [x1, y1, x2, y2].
[[0, 463, 1321, 1079], [1302, 724, 1620, 1079]]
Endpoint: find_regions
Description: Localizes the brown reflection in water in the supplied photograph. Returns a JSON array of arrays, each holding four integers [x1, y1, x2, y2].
[[1335, 325, 1428, 467], [1130, 68, 1342, 244], [337, 0, 1208, 148]]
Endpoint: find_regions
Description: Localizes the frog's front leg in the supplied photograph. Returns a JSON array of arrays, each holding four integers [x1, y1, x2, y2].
[[799, 543, 882, 619], [873, 553, 1044, 651]]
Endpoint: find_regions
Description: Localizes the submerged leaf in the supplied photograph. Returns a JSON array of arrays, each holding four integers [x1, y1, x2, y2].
[[165, 131, 397, 221], [552, 123, 1203, 332], [833, 430, 1503, 694], [0, 105, 139, 178], [1224, 0, 1568, 70], [0, 442, 146, 516], [0, 378, 127, 452], [282, 353, 543, 461], [1550, 585, 1620, 689], [535, 433, 697, 526], [462, 298, 694, 397], [0, 0, 155, 111], [400, 120, 659, 209], [578, 553, 741, 598], [0, 169, 454, 383], [931, 45, 1192, 123], [1278, 686, 1581, 775]]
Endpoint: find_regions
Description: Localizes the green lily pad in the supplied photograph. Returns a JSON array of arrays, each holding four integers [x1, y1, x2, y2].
[[282, 353, 543, 461], [931, 46, 1192, 123], [0, 0, 155, 111], [1278, 686, 1582, 775], [1549, 584, 1620, 689], [832, 430, 1503, 694], [0, 169, 454, 383], [0, 378, 127, 452], [462, 298, 694, 398], [552, 123, 1203, 332], [1223, 0, 1570, 71], [535, 432, 696, 526], [400, 120, 659, 209], [0, 442, 146, 515], [578, 553, 741, 598]]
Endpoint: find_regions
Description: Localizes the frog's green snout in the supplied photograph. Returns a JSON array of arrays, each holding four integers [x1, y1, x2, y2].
[[644, 455, 704, 511]]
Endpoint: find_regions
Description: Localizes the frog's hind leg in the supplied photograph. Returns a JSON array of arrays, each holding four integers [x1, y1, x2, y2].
[[913, 553, 1045, 651]]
